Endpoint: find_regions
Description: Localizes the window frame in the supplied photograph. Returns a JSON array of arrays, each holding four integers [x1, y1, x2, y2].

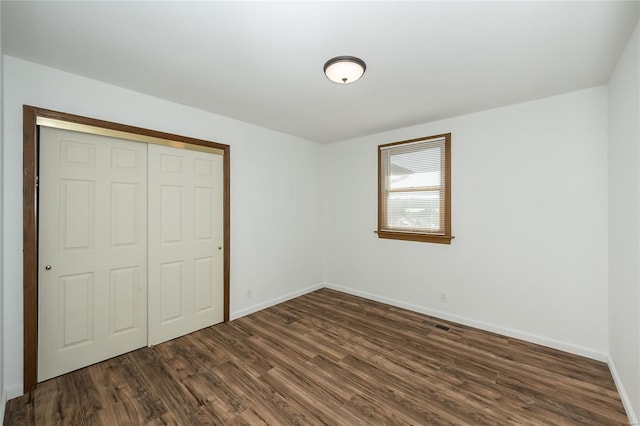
[[377, 133, 452, 244]]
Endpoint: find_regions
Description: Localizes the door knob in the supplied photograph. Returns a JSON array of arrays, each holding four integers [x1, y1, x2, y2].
[[45, 265, 52, 270]]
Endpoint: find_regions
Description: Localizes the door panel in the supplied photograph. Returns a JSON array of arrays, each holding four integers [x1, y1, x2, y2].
[[148, 144, 223, 345], [110, 182, 141, 246], [160, 185, 184, 243], [109, 266, 141, 335], [60, 179, 95, 250], [194, 256, 214, 312], [58, 272, 94, 348], [38, 127, 148, 381]]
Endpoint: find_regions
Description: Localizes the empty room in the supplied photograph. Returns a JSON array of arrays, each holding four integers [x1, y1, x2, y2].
[[1, 1, 640, 424]]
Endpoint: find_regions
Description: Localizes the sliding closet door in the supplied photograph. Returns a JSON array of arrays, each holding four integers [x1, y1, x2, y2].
[[147, 144, 224, 345], [38, 127, 148, 381]]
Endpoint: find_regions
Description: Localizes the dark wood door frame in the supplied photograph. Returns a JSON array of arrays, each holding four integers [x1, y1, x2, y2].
[[23, 105, 231, 393]]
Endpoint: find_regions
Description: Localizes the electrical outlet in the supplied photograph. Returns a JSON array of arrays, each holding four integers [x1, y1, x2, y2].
[[440, 292, 448, 303], [247, 289, 253, 299]]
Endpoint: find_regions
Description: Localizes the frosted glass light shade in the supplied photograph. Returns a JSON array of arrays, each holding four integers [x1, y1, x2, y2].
[[324, 56, 366, 84]]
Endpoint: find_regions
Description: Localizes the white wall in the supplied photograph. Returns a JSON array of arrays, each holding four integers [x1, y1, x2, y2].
[[324, 86, 609, 360], [608, 21, 640, 423], [2, 55, 324, 396]]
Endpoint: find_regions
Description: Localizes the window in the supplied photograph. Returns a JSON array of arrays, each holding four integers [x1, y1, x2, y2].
[[378, 133, 452, 244]]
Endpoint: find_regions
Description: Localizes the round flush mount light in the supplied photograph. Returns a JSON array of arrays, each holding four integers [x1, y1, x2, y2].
[[323, 56, 366, 84]]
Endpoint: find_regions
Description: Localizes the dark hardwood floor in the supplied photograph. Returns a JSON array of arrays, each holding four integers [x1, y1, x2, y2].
[[4, 288, 628, 425]]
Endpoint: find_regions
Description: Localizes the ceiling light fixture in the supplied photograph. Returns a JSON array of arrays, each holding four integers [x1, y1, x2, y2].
[[323, 56, 366, 84]]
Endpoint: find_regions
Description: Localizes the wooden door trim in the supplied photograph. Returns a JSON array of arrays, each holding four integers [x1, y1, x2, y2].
[[22, 105, 232, 393]]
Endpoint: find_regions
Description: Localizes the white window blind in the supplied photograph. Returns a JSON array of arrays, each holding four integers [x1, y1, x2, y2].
[[378, 134, 451, 243]]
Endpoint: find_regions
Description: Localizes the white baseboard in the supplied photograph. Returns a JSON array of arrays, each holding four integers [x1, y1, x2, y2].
[[6, 384, 22, 400], [324, 283, 608, 362], [608, 356, 638, 425], [230, 283, 324, 320], [0, 388, 6, 425]]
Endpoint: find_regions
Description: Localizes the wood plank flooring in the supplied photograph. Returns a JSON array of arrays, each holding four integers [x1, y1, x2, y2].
[[4, 288, 628, 425]]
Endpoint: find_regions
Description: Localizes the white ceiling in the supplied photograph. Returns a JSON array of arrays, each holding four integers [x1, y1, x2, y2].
[[2, 1, 639, 143]]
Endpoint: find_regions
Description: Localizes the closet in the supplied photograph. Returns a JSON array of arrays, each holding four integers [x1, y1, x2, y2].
[[37, 126, 224, 381]]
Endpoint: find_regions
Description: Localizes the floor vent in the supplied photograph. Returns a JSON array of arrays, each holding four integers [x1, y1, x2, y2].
[[422, 320, 450, 331]]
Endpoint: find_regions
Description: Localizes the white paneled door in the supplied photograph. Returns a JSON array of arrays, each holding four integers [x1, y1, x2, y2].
[[38, 127, 148, 381], [38, 127, 224, 381], [148, 144, 224, 345]]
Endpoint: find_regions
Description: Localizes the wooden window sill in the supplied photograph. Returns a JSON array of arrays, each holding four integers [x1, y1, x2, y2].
[[377, 230, 453, 244]]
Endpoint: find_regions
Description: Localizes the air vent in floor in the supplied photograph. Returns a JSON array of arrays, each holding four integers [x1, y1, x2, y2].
[[422, 320, 450, 331]]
